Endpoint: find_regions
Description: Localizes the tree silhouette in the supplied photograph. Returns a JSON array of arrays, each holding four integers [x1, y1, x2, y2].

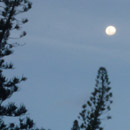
[[0, 0, 41, 129], [71, 120, 80, 130], [73, 67, 113, 130]]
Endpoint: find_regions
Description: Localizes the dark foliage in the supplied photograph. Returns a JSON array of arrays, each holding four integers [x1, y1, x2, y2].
[[73, 67, 113, 130], [0, 0, 43, 129], [71, 120, 80, 130]]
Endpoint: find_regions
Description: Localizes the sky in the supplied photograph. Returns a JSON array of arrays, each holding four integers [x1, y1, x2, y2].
[[5, 0, 130, 130]]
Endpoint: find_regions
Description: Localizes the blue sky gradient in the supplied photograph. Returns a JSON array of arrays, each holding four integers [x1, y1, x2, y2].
[[6, 0, 130, 130]]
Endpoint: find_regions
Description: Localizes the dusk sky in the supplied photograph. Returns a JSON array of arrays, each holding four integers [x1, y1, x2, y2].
[[6, 0, 130, 130]]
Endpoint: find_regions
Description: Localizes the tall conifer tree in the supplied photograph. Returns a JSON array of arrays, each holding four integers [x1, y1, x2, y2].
[[73, 67, 113, 130], [0, 0, 38, 129], [71, 120, 80, 130]]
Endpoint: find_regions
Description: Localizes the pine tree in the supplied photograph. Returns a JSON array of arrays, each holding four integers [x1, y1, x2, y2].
[[75, 67, 113, 130], [0, 0, 38, 129], [71, 120, 80, 130]]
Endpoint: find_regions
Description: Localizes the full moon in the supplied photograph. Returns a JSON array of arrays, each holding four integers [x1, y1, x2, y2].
[[105, 26, 116, 36]]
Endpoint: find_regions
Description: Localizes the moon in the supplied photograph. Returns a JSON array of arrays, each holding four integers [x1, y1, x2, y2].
[[105, 26, 116, 36]]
